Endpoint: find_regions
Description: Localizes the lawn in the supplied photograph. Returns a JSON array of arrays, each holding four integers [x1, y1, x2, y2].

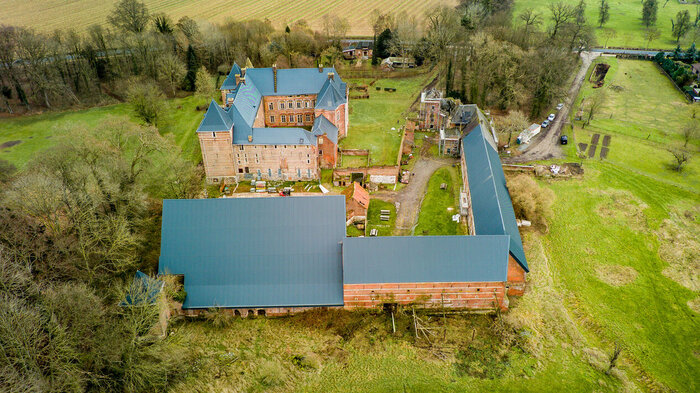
[[513, 0, 699, 49], [365, 199, 396, 236], [571, 57, 700, 192], [342, 72, 436, 166], [0, 0, 456, 37], [0, 95, 205, 169], [414, 166, 466, 236]]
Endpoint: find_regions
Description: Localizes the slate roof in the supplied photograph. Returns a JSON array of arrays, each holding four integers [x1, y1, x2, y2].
[[311, 115, 339, 144], [220, 62, 243, 90], [196, 101, 233, 132], [241, 67, 346, 96], [343, 236, 512, 284], [158, 196, 346, 309], [462, 125, 528, 272], [316, 78, 347, 110]]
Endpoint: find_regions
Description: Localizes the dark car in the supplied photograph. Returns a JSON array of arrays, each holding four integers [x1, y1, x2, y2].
[[560, 135, 568, 145]]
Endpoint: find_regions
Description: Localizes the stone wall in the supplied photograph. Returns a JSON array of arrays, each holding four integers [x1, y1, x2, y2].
[[233, 143, 319, 180], [199, 131, 236, 181], [343, 282, 508, 311]]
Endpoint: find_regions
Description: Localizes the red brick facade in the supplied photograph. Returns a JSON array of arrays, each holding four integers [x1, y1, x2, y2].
[[506, 255, 526, 296], [343, 282, 508, 311], [263, 94, 317, 127]]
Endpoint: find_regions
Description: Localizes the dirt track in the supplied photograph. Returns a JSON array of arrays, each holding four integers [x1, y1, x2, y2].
[[506, 51, 600, 163]]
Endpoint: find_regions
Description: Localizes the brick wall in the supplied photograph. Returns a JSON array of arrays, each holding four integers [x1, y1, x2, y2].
[[199, 131, 236, 181], [420, 101, 442, 130], [506, 254, 526, 296], [343, 282, 508, 311], [263, 94, 317, 127], [233, 143, 319, 180], [317, 135, 337, 168], [315, 105, 347, 138]]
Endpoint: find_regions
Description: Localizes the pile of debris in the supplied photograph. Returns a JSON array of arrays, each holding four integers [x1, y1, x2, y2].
[[534, 163, 584, 178]]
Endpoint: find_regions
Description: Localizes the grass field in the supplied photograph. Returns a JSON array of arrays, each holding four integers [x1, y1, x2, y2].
[[513, 0, 700, 49], [0, 0, 456, 37], [342, 72, 436, 166], [366, 199, 396, 236], [0, 95, 204, 169], [414, 166, 466, 236]]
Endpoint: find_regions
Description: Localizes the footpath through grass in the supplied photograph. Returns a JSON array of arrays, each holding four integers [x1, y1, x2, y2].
[[414, 165, 466, 236], [342, 71, 436, 166], [513, 0, 698, 49], [0, 95, 204, 169]]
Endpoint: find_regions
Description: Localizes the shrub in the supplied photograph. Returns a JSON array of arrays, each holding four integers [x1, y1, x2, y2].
[[256, 360, 286, 387], [507, 174, 555, 230], [126, 81, 164, 125]]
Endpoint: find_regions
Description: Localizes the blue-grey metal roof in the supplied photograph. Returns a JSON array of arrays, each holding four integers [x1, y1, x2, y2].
[[343, 236, 511, 284], [220, 62, 243, 90], [462, 126, 528, 272], [311, 115, 339, 144], [158, 196, 346, 309], [240, 127, 317, 146], [244, 66, 345, 96], [196, 101, 233, 133], [315, 78, 346, 110]]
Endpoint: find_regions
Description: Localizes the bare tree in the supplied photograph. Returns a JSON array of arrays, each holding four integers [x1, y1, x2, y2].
[[108, 0, 151, 34], [682, 121, 699, 147], [497, 110, 530, 147], [519, 8, 542, 36], [425, 5, 461, 61], [388, 12, 421, 66], [321, 14, 350, 47], [549, 2, 575, 39], [644, 27, 661, 49], [584, 91, 606, 127], [668, 149, 690, 172]]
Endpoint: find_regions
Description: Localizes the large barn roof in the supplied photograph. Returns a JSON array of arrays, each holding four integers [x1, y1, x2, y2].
[[462, 125, 528, 272], [343, 236, 511, 284], [158, 196, 346, 309]]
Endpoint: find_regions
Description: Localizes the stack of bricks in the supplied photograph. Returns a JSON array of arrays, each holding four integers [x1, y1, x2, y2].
[[343, 282, 508, 311]]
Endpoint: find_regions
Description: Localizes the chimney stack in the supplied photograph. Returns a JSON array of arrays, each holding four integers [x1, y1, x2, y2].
[[248, 134, 253, 142], [328, 72, 335, 81], [241, 67, 246, 77], [272, 63, 277, 93], [239, 76, 246, 85], [234, 73, 241, 85], [318, 64, 324, 73]]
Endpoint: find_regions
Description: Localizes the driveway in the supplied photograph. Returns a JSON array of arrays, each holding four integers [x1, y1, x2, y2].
[[506, 51, 601, 163]]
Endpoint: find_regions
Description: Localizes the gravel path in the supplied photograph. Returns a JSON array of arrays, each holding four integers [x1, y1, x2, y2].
[[506, 51, 601, 163]]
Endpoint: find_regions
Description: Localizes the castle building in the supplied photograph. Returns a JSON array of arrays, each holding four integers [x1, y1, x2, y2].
[[197, 63, 348, 183]]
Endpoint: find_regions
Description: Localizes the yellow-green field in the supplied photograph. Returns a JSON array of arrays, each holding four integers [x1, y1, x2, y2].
[[0, 0, 456, 36]]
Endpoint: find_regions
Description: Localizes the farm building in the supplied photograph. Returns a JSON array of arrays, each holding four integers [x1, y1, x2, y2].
[[381, 57, 416, 70], [342, 41, 373, 60], [159, 116, 528, 314], [198, 63, 348, 183], [341, 182, 370, 223]]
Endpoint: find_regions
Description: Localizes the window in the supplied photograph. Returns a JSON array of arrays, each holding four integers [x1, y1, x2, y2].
[[305, 101, 310, 108], [270, 116, 275, 123], [238, 168, 243, 173], [281, 115, 286, 122], [288, 101, 293, 108], [307, 159, 310, 164], [274, 145, 277, 149], [307, 169, 311, 178], [305, 114, 311, 122], [297, 114, 303, 123], [268, 102, 273, 110], [296, 101, 302, 108], [212, 132, 216, 138], [279, 102, 285, 109], [318, 136, 324, 144], [268, 168, 272, 177], [319, 149, 323, 155], [297, 168, 301, 177], [239, 145, 244, 151]]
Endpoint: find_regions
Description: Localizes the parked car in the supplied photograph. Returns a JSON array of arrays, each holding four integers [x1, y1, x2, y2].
[[547, 113, 556, 121], [556, 103, 564, 110], [541, 120, 550, 128], [560, 135, 568, 145]]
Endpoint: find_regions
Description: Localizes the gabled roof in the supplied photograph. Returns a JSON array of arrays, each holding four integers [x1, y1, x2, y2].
[[342, 182, 369, 207], [196, 101, 233, 132], [243, 67, 345, 96], [158, 196, 346, 309], [311, 115, 339, 144], [230, 78, 262, 126], [462, 126, 528, 272], [343, 236, 512, 284], [315, 78, 346, 110], [220, 62, 243, 90]]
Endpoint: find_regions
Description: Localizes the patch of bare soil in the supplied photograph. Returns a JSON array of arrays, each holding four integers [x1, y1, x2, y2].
[[0, 140, 21, 149], [595, 189, 648, 231], [595, 265, 638, 287], [688, 297, 700, 314], [656, 204, 700, 292]]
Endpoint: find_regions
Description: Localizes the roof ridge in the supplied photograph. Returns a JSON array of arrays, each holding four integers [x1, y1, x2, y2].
[[479, 126, 507, 235]]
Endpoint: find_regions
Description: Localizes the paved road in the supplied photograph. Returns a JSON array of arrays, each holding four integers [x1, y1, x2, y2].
[[589, 48, 672, 56], [506, 51, 601, 163]]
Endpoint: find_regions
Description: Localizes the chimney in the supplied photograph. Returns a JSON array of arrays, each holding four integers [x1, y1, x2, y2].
[[248, 134, 253, 142], [328, 72, 335, 81], [239, 76, 246, 85], [234, 73, 241, 85], [318, 64, 324, 73], [272, 63, 277, 93], [241, 67, 246, 77]]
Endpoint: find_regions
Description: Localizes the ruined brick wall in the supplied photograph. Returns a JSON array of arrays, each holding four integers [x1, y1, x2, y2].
[[343, 282, 508, 311], [333, 166, 400, 186], [263, 95, 317, 127], [317, 135, 337, 168], [233, 143, 319, 180], [506, 255, 526, 296], [199, 131, 236, 181], [420, 101, 442, 130]]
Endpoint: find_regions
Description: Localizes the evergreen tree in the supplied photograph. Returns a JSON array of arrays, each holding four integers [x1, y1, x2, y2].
[[183, 44, 199, 92], [445, 57, 453, 97], [371, 34, 379, 65], [598, 0, 610, 27], [686, 43, 697, 62], [642, 0, 658, 28], [375, 28, 393, 59]]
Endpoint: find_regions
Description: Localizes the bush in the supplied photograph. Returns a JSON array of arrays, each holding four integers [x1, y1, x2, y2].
[[507, 174, 555, 230], [256, 360, 286, 387], [126, 81, 164, 125]]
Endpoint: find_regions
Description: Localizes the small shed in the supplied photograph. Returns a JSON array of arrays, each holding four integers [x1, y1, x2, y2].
[[342, 182, 370, 222]]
